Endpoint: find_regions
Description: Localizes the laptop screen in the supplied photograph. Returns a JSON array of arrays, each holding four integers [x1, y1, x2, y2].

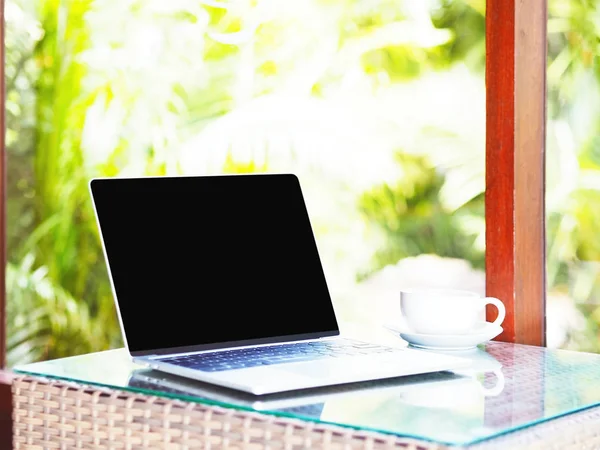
[[90, 174, 339, 355]]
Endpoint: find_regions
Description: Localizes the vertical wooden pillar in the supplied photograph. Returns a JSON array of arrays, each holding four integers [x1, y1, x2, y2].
[[485, 0, 547, 346]]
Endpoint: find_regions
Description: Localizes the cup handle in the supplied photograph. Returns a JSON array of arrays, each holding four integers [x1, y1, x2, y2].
[[484, 297, 506, 327]]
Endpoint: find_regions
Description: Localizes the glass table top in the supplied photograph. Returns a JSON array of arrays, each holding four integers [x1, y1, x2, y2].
[[14, 341, 600, 447]]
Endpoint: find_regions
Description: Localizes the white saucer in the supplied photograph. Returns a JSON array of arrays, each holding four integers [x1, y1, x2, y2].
[[383, 322, 503, 351]]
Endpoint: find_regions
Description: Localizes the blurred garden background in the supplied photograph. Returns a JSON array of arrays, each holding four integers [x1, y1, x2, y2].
[[4, 0, 600, 365]]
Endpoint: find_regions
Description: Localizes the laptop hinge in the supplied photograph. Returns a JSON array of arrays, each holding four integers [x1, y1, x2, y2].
[[135, 354, 159, 360]]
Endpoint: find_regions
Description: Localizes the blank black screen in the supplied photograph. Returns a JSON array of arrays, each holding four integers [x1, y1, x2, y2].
[[90, 174, 339, 354]]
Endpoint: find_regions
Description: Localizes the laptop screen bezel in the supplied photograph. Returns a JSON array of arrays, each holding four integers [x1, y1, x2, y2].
[[129, 331, 340, 358], [88, 174, 341, 358]]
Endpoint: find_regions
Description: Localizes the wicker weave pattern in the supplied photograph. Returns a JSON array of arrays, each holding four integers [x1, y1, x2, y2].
[[13, 376, 440, 450]]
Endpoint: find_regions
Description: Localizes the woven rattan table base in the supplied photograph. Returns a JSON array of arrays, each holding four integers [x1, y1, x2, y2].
[[12, 375, 600, 449], [12, 376, 438, 450]]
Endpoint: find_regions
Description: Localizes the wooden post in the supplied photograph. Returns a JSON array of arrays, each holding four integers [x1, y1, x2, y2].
[[0, 371, 13, 449], [485, 0, 547, 345]]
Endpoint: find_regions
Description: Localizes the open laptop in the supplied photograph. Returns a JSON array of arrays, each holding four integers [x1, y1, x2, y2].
[[89, 173, 469, 395]]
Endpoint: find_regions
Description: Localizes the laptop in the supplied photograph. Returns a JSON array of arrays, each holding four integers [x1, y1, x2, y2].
[[127, 367, 466, 412], [89, 173, 470, 395]]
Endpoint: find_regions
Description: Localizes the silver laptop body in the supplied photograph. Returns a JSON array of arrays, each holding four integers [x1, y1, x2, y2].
[[89, 173, 469, 395], [128, 368, 467, 411]]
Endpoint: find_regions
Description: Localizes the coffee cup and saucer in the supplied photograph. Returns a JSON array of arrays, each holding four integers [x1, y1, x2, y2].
[[384, 288, 505, 351]]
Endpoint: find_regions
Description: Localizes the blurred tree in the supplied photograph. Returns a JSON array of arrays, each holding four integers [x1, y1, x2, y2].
[[354, 1, 487, 281], [358, 153, 484, 281], [6, 0, 214, 364]]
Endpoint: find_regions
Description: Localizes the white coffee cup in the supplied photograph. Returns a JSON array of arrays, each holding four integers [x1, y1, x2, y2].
[[400, 288, 505, 335]]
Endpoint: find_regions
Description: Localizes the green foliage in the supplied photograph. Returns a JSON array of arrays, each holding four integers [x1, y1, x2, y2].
[[353, 1, 487, 282], [6, 255, 119, 365], [544, 0, 600, 349], [358, 153, 484, 281], [6, 0, 39, 262], [33, 0, 97, 300], [6, 0, 217, 364], [430, 0, 486, 72], [7, 0, 123, 364]]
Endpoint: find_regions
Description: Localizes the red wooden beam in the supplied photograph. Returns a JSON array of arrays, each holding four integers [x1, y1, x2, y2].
[[0, 372, 13, 449], [485, 0, 547, 345]]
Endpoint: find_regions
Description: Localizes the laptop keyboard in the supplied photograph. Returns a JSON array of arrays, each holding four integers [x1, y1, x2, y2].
[[159, 339, 403, 372]]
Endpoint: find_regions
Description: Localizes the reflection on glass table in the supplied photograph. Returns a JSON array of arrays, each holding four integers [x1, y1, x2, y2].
[[14, 341, 600, 447]]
